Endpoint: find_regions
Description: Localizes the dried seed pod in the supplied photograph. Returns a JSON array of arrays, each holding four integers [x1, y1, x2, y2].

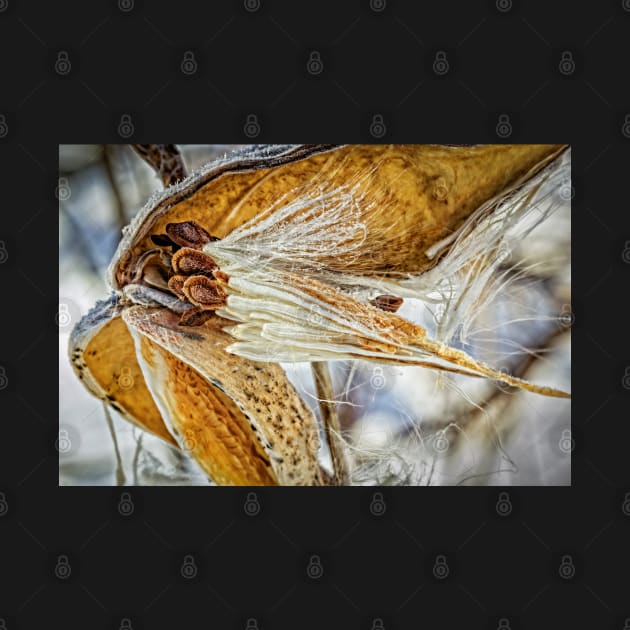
[[110, 144, 567, 289], [72, 144, 570, 488], [123, 305, 323, 485], [69, 296, 324, 485], [68, 295, 177, 446]]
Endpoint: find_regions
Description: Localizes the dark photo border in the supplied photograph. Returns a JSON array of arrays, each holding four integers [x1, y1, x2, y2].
[[1, 1, 629, 629]]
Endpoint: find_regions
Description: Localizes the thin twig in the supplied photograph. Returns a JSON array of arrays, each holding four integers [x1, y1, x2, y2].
[[103, 403, 126, 486], [311, 362, 349, 485], [132, 430, 144, 486]]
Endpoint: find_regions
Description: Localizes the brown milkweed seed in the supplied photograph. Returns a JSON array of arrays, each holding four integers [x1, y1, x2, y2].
[[171, 247, 218, 276], [371, 295, 404, 313], [166, 221, 216, 249], [182, 275, 227, 308], [167, 275, 187, 300]]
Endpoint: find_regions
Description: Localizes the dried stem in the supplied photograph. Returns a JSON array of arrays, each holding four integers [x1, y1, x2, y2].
[[103, 403, 126, 486], [131, 144, 187, 187], [132, 430, 144, 486], [311, 362, 349, 485]]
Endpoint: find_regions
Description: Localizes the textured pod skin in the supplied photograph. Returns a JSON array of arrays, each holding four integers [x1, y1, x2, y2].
[[69, 295, 176, 446], [123, 306, 323, 486], [69, 295, 324, 485]]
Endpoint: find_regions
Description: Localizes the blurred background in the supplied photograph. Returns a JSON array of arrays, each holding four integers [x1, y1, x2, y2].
[[59, 145, 571, 486]]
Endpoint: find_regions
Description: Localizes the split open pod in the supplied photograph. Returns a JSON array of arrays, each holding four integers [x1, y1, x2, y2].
[[70, 145, 570, 486]]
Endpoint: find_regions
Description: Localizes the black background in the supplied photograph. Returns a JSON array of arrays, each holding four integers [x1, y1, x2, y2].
[[1, 0, 629, 628]]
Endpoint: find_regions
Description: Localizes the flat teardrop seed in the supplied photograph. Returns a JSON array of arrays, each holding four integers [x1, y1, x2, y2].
[[371, 295, 403, 313], [171, 247, 218, 276], [167, 275, 187, 300], [182, 275, 227, 308], [166, 221, 215, 249]]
